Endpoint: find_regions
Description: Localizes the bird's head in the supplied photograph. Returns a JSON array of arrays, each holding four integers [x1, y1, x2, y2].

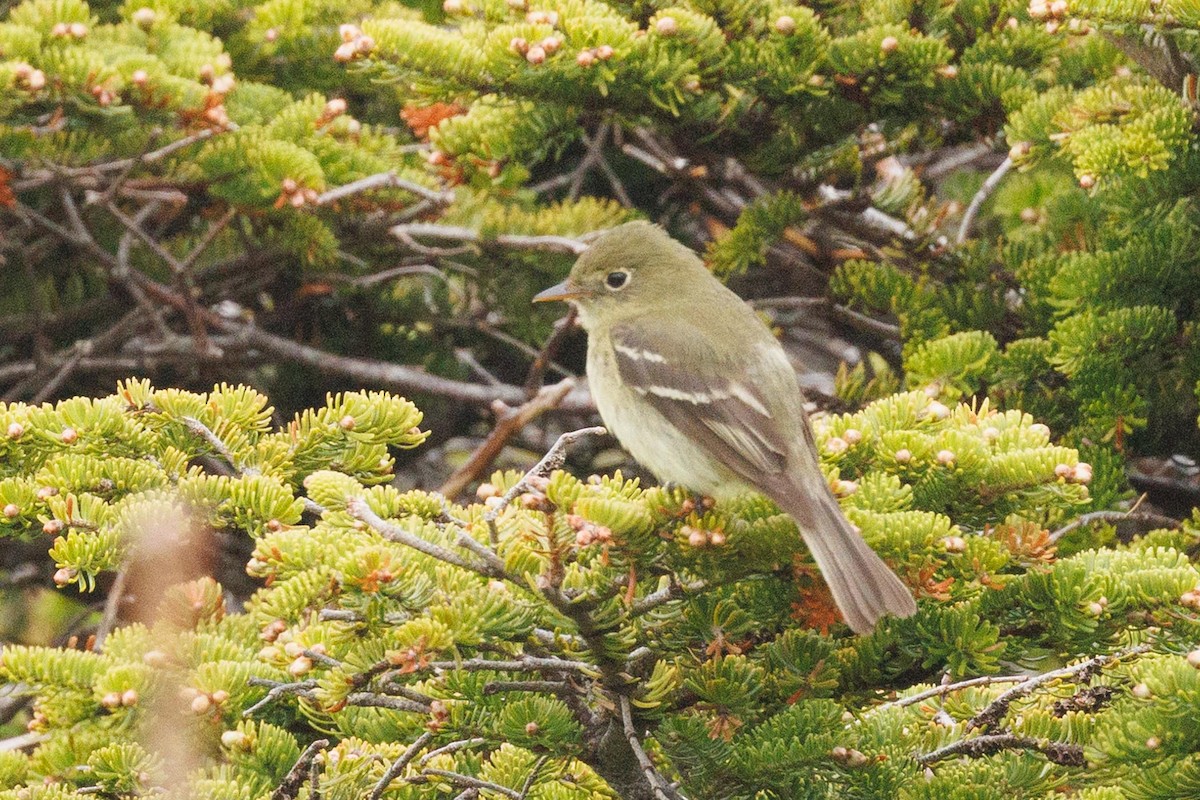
[[533, 220, 707, 329]]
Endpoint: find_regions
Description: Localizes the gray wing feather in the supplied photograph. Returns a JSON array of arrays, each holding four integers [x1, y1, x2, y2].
[[610, 323, 795, 478]]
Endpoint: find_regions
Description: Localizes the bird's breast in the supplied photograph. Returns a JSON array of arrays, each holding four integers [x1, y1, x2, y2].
[[586, 335, 741, 497]]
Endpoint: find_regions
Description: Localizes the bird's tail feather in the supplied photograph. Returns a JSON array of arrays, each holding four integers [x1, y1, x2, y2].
[[779, 484, 916, 635]]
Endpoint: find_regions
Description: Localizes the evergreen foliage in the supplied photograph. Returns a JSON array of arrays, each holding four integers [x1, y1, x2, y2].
[[6, 0, 1200, 796], [1, 382, 1199, 798]]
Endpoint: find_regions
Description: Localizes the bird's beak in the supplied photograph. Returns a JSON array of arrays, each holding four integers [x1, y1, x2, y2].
[[532, 278, 585, 303]]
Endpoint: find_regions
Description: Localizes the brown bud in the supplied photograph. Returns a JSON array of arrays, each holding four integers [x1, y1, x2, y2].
[[121, 689, 139, 707], [880, 36, 899, 53], [1009, 141, 1032, 160], [60, 427, 78, 444], [339, 24, 360, 42], [221, 729, 249, 749], [595, 44, 614, 60], [576, 49, 595, 67], [774, 15, 796, 34], [143, 650, 169, 667], [132, 7, 158, 29], [1187, 649, 1200, 668], [53, 567, 74, 586], [525, 721, 539, 735], [894, 449, 912, 463], [191, 694, 212, 714], [942, 535, 967, 553], [655, 16, 678, 35], [443, 0, 464, 13], [525, 45, 547, 64], [8, 422, 24, 439], [3, 504, 19, 519], [43, 519, 64, 536]]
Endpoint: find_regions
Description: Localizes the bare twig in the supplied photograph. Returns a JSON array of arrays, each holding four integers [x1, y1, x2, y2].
[[483, 680, 572, 695], [213, 318, 595, 412], [1048, 510, 1180, 543], [345, 693, 430, 713], [418, 738, 487, 766], [915, 733, 1085, 766], [390, 222, 592, 255], [619, 696, 688, 800], [418, 770, 523, 799], [317, 171, 454, 206], [524, 307, 579, 396], [440, 378, 577, 499], [966, 644, 1151, 731], [271, 739, 330, 800], [369, 732, 434, 800], [93, 563, 129, 649], [484, 426, 607, 523], [956, 156, 1013, 245], [347, 497, 499, 575], [873, 674, 1029, 712], [243, 678, 319, 716]]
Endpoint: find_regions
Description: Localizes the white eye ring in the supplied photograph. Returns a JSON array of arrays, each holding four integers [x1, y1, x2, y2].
[[605, 271, 629, 290]]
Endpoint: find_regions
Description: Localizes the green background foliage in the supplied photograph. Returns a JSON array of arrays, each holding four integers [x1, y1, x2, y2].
[[5, 0, 1200, 796]]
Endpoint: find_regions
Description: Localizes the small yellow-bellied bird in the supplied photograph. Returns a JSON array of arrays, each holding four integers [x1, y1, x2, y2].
[[534, 221, 916, 633]]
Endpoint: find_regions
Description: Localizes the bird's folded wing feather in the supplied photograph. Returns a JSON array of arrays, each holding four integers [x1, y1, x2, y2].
[[610, 321, 798, 478]]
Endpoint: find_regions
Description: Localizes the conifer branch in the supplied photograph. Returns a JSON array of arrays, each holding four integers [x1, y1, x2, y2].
[[484, 426, 608, 524]]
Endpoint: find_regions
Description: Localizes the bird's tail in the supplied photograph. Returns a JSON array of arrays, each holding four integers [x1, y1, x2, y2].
[[778, 479, 917, 635]]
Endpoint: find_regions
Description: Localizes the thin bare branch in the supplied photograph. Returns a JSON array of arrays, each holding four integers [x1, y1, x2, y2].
[[369, 732, 434, 800], [317, 171, 454, 206], [213, 318, 595, 412], [347, 497, 499, 575], [956, 156, 1013, 245], [440, 378, 577, 498], [967, 644, 1151, 731], [915, 733, 1085, 766], [272, 739, 329, 800], [619, 696, 689, 800], [1048, 510, 1180, 543], [873, 674, 1029, 712]]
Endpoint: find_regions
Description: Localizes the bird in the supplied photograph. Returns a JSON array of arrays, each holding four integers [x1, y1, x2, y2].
[[533, 220, 916, 633]]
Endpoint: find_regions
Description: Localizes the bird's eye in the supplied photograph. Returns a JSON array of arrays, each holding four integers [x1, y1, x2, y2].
[[605, 271, 629, 290]]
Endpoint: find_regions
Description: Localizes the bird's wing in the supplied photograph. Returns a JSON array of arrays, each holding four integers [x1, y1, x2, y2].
[[609, 320, 802, 478]]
